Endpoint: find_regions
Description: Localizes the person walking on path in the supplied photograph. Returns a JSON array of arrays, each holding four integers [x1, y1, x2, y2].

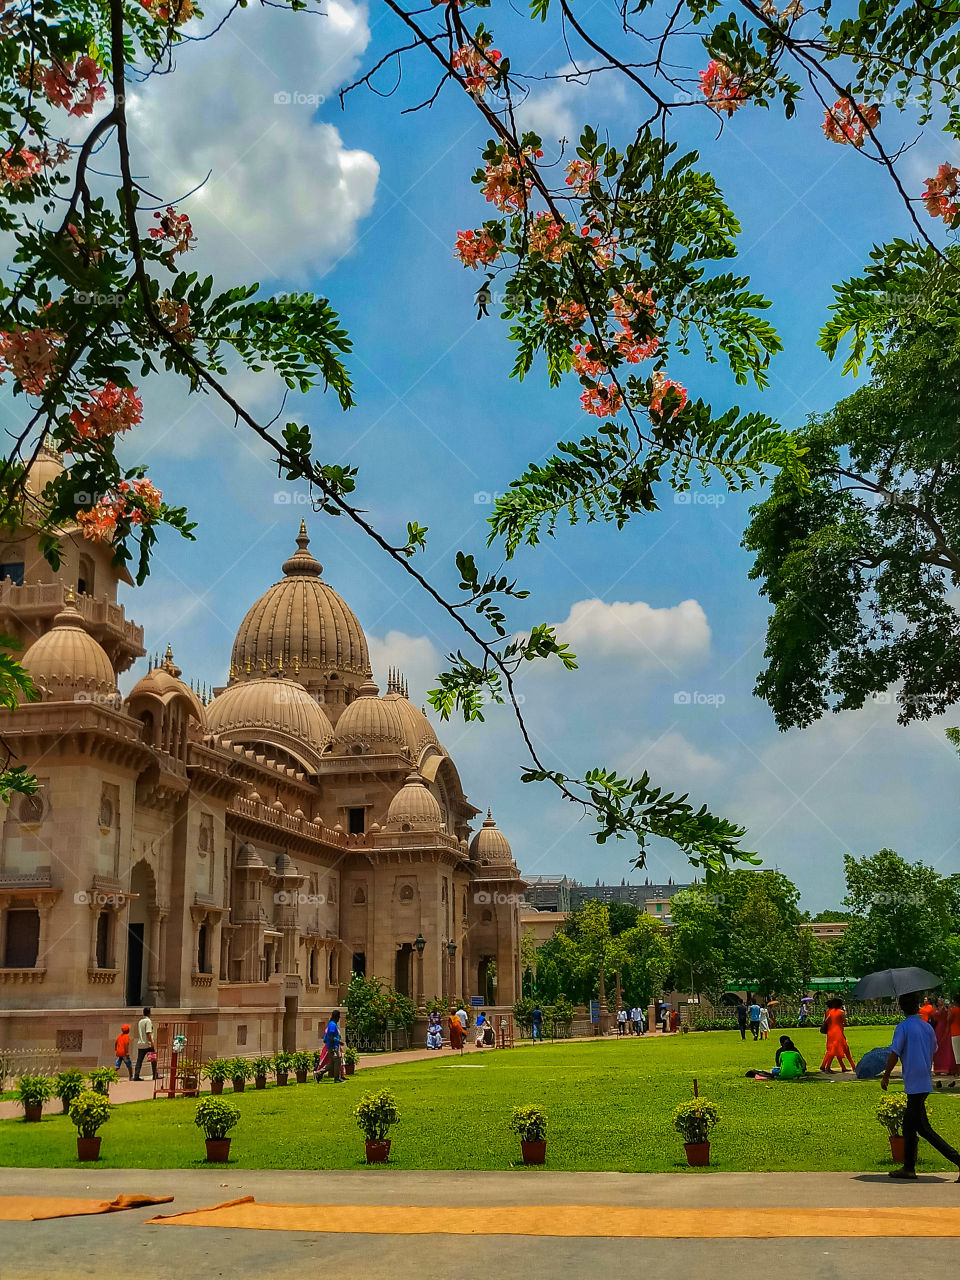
[[632, 1006, 645, 1035], [736, 1001, 748, 1041], [758, 1004, 770, 1041], [820, 998, 857, 1072], [882, 991, 960, 1181], [932, 997, 957, 1076], [531, 1005, 543, 1042], [114, 1023, 133, 1079], [323, 1010, 345, 1083], [133, 1007, 155, 1081], [617, 1007, 628, 1036], [748, 999, 761, 1041], [949, 995, 960, 1075]]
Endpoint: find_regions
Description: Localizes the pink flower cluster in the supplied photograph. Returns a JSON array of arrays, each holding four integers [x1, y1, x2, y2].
[[69, 383, 143, 441], [1, 147, 43, 187], [528, 213, 568, 261], [580, 383, 624, 418], [822, 98, 879, 147], [650, 372, 688, 419], [565, 159, 598, 195], [454, 227, 500, 268], [42, 57, 107, 118], [149, 206, 196, 260], [921, 164, 960, 223], [451, 43, 502, 99], [0, 328, 61, 393], [699, 61, 747, 115], [482, 145, 541, 211], [612, 286, 659, 363], [76, 478, 163, 542], [140, 0, 196, 23]]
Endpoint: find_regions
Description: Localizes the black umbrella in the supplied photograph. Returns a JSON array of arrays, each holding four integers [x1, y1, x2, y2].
[[850, 967, 941, 1000]]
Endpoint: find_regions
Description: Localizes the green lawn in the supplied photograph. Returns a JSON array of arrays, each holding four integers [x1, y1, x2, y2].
[[2, 1029, 959, 1173]]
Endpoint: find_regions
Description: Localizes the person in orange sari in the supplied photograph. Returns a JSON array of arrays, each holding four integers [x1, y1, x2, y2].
[[449, 1013, 465, 1050], [920, 996, 936, 1023], [820, 998, 856, 1072]]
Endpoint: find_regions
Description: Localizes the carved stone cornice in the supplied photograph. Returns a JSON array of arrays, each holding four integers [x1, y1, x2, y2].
[[87, 968, 119, 985], [0, 967, 46, 983]]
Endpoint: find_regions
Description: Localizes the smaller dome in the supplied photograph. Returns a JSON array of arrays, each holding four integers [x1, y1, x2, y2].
[[335, 680, 405, 752], [236, 842, 265, 869], [469, 809, 514, 863], [384, 772, 443, 831], [205, 677, 333, 771], [382, 687, 439, 759], [127, 646, 204, 722], [22, 594, 117, 700]]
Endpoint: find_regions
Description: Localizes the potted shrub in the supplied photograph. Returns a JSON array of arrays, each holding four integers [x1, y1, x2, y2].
[[195, 1095, 240, 1163], [252, 1056, 272, 1090], [355, 1089, 400, 1163], [178, 1059, 201, 1097], [344, 1046, 359, 1077], [229, 1057, 252, 1093], [69, 1089, 111, 1161], [14, 1074, 54, 1122], [54, 1068, 86, 1115], [509, 1105, 548, 1165], [273, 1051, 293, 1086], [203, 1058, 232, 1096], [88, 1066, 119, 1097], [877, 1094, 917, 1164], [672, 1098, 720, 1167], [291, 1050, 313, 1084]]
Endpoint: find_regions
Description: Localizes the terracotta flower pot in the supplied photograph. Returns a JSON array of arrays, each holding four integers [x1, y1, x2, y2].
[[210, 1080, 224, 1096], [23, 1104, 42, 1123], [345, 1062, 356, 1077], [890, 1134, 906, 1164], [683, 1141, 710, 1167], [232, 1079, 245, 1093], [520, 1140, 546, 1166], [205, 1138, 231, 1163], [276, 1072, 288, 1087], [295, 1069, 308, 1084], [365, 1138, 391, 1164], [255, 1075, 266, 1090], [76, 1136, 101, 1161]]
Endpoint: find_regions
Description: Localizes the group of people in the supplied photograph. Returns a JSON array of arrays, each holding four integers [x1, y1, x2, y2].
[[919, 995, 960, 1076], [427, 1006, 498, 1051], [615, 1006, 649, 1035], [112, 1007, 157, 1081], [735, 999, 777, 1041]]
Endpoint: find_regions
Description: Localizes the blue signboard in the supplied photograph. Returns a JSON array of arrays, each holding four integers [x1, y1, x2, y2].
[[470, 996, 484, 1007], [590, 1000, 600, 1024]]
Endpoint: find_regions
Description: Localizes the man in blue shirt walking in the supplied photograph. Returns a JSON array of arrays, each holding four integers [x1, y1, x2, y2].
[[881, 991, 960, 1180], [323, 1009, 345, 1083]]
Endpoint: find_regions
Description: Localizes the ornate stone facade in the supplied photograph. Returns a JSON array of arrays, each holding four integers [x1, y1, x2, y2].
[[0, 470, 524, 1063]]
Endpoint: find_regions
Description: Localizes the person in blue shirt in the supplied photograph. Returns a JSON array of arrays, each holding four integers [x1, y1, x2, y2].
[[748, 1000, 761, 1041], [881, 991, 960, 1180], [531, 1005, 543, 1042], [323, 1009, 345, 1083]]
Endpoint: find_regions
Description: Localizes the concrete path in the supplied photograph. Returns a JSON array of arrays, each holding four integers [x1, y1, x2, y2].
[[0, 1168, 958, 1280]]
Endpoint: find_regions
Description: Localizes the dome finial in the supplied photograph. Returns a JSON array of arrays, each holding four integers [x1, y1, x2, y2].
[[282, 524, 322, 578]]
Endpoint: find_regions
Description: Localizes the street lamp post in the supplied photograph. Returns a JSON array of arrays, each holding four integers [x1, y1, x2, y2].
[[414, 933, 426, 1014], [447, 939, 457, 1003]]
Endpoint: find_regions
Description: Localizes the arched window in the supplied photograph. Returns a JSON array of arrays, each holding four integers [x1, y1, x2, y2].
[[77, 555, 95, 596], [95, 911, 110, 968], [3, 909, 39, 967], [197, 923, 209, 974]]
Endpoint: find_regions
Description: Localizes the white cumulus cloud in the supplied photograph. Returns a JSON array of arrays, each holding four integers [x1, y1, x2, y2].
[[552, 597, 711, 669]]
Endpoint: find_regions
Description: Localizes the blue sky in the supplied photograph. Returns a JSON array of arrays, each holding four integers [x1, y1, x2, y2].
[[105, 1, 960, 910]]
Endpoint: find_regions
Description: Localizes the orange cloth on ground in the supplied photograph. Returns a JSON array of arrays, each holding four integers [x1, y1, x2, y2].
[[115, 1032, 130, 1056], [0, 1193, 172, 1221]]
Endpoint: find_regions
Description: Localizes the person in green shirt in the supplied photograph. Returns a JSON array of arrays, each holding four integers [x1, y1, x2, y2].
[[773, 1036, 807, 1080]]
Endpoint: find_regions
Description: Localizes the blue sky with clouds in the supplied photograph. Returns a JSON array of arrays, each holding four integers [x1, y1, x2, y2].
[[105, 1, 959, 910]]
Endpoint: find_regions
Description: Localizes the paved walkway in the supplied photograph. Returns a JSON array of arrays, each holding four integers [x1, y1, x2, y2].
[[0, 1169, 957, 1280]]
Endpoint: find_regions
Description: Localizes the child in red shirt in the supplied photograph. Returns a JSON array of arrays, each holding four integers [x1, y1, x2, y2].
[[114, 1024, 133, 1079]]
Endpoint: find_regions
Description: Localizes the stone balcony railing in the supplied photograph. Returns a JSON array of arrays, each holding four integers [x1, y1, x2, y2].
[[0, 581, 144, 662], [229, 795, 348, 847]]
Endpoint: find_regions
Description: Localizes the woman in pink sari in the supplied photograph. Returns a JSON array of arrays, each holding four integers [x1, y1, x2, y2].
[[932, 997, 957, 1076]]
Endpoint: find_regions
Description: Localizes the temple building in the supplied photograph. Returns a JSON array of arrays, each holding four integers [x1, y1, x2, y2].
[[0, 452, 524, 1063]]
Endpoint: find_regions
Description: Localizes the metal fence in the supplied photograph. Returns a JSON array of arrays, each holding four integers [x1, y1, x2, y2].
[[344, 1026, 410, 1053], [0, 1047, 62, 1085]]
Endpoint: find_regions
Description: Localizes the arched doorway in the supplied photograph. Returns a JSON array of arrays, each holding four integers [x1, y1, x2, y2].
[[126, 861, 156, 1007], [395, 943, 412, 997], [478, 955, 497, 1006]]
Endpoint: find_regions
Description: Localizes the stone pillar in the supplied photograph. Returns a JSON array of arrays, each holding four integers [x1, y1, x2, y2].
[[147, 909, 166, 1002], [35, 899, 54, 969]]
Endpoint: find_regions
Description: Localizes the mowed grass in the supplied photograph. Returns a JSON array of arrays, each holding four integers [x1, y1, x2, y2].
[[2, 1028, 960, 1173]]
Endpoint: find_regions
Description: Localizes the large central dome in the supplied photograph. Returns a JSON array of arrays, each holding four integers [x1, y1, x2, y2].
[[229, 523, 371, 722]]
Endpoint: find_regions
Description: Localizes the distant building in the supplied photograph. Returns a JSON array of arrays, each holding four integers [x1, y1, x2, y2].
[[800, 920, 850, 942], [569, 877, 693, 913], [523, 875, 572, 913]]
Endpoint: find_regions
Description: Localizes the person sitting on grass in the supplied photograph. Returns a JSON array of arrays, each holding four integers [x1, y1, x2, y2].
[[773, 1036, 806, 1079], [881, 991, 960, 1182]]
